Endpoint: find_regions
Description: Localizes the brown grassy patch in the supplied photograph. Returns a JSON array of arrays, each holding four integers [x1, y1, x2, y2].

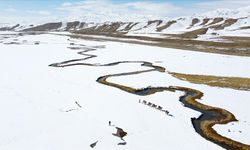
[[178, 28, 208, 38], [170, 72, 250, 91], [239, 26, 250, 30], [70, 31, 250, 57]]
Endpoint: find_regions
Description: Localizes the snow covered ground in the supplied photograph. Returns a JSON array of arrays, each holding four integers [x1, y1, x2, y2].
[[0, 32, 249, 150]]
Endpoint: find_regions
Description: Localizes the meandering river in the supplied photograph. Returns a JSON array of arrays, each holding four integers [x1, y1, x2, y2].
[[49, 43, 250, 150]]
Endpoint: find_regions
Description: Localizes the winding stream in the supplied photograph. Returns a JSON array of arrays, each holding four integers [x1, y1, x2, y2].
[[49, 44, 250, 150]]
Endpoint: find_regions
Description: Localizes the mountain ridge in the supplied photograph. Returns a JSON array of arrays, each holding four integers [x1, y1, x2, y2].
[[1, 6, 250, 40]]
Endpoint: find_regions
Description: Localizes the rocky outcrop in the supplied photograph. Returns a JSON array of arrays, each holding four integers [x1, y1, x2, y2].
[[156, 20, 176, 32], [210, 18, 238, 30], [77, 22, 123, 34], [0, 24, 19, 31], [22, 22, 62, 31], [65, 21, 80, 31], [206, 17, 224, 26], [190, 18, 200, 26], [145, 20, 163, 28], [200, 18, 210, 26], [121, 22, 138, 31]]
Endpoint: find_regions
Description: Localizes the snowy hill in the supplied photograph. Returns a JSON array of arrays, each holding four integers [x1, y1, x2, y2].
[[1, 6, 250, 39]]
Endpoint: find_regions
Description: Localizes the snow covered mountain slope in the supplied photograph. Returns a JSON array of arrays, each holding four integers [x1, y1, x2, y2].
[[1, 6, 250, 40]]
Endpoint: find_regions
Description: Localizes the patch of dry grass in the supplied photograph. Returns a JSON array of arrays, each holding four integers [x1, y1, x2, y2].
[[70, 31, 250, 57], [178, 28, 208, 38], [170, 72, 250, 91]]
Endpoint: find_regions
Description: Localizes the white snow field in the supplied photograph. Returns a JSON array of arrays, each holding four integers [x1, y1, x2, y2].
[[0, 32, 250, 150]]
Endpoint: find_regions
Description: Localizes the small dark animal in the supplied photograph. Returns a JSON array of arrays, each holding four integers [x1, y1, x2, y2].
[[147, 102, 152, 106], [118, 142, 127, 145], [75, 101, 82, 108], [112, 127, 127, 140], [157, 106, 162, 110], [90, 141, 98, 148], [152, 104, 157, 108], [165, 110, 169, 114]]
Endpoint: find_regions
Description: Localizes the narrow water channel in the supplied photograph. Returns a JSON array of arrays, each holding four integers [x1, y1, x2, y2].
[[49, 44, 250, 150]]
